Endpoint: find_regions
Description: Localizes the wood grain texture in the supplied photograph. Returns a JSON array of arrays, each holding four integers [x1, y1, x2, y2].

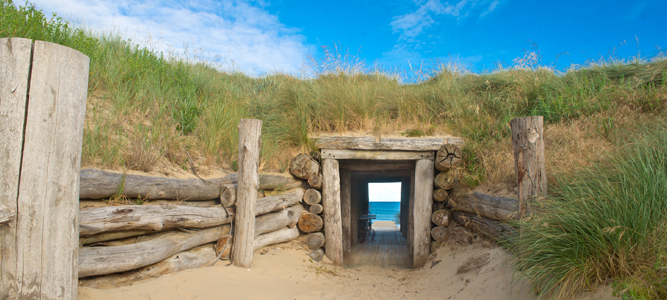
[[413, 159, 434, 268], [303, 189, 322, 205], [289, 153, 320, 180], [0, 37, 32, 298], [297, 212, 323, 233], [307, 174, 322, 190], [79, 169, 302, 200], [232, 119, 262, 268], [314, 136, 463, 151], [79, 244, 217, 288], [219, 184, 236, 207], [322, 159, 343, 265], [79, 205, 234, 237], [11, 40, 90, 299], [309, 203, 323, 214], [79, 205, 300, 277], [253, 227, 299, 251], [447, 191, 519, 221], [254, 204, 303, 237], [431, 209, 451, 227], [79, 230, 153, 246], [79, 189, 304, 237], [321, 149, 434, 160], [305, 232, 325, 250], [79, 225, 230, 277], [340, 168, 352, 253], [435, 144, 462, 171], [338, 160, 414, 171], [511, 116, 547, 219]]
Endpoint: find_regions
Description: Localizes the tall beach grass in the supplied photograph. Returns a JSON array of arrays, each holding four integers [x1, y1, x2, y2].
[[510, 124, 667, 299], [2, 0, 666, 184]]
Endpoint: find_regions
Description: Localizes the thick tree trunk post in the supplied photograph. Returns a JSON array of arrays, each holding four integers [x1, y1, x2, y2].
[[340, 168, 352, 253], [322, 159, 343, 265], [0, 38, 89, 299], [413, 159, 434, 268], [510, 116, 547, 219], [0, 38, 31, 298], [232, 119, 262, 269]]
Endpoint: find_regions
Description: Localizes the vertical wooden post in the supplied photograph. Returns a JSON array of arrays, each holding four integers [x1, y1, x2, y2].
[[511, 116, 547, 219], [340, 168, 352, 253], [322, 159, 343, 265], [407, 171, 415, 259], [413, 159, 434, 268], [1, 38, 89, 300], [232, 119, 262, 268]]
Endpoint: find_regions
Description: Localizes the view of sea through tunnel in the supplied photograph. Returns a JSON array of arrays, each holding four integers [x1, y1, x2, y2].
[[340, 160, 413, 269]]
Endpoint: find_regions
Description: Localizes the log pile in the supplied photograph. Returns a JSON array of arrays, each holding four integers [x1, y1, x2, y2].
[[77, 168, 309, 282], [290, 152, 327, 262], [429, 143, 517, 250]]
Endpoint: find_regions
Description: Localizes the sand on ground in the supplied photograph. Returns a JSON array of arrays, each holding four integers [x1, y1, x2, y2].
[[79, 222, 617, 300]]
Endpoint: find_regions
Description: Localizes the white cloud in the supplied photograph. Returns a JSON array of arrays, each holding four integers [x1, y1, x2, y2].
[[390, 0, 500, 41], [31, 0, 312, 75], [480, 0, 500, 17]]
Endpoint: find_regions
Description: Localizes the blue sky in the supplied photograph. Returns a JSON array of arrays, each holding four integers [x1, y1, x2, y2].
[[31, 0, 666, 77]]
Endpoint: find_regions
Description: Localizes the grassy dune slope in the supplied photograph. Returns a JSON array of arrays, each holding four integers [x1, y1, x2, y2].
[[2, 2, 667, 298]]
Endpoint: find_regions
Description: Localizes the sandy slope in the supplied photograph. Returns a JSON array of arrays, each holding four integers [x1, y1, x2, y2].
[[78, 229, 617, 300]]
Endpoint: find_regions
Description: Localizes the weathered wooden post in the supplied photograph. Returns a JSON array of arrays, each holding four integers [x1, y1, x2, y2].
[[413, 159, 434, 267], [0, 38, 89, 299], [510, 116, 547, 219], [322, 158, 343, 265], [232, 119, 262, 268]]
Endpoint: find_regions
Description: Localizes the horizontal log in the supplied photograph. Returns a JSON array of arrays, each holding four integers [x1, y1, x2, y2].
[[314, 136, 464, 151], [79, 231, 152, 246], [308, 174, 322, 190], [321, 149, 435, 160], [305, 232, 325, 250], [219, 184, 236, 207], [80, 169, 304, 200], [303, 189, 322, 205], [309, 204, 323, 215], [254, 205, 303, 237], [307, 248, 324, 262], [79, 225, 230, 277], [289, 153, 320, 180], [79, 205, 233, 237], [451, 211, 516, 241], [79, 189, 305, 236], [258, 174, 304, 191], [447, 191, 519, 221], [79, 244, 218, 288], [253, 227, 299, 251], [79, 203, 305, 277]]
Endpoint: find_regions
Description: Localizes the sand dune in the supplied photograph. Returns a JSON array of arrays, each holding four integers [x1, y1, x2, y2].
[[78, 237, 617, 300]]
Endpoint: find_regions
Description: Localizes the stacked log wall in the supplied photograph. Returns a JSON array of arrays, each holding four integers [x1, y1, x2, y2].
[[77, 168, 310, 282]]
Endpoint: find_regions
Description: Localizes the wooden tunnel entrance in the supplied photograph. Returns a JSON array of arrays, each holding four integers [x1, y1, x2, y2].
[[315, 137, 456, 268], [342, 164, 412, 268]]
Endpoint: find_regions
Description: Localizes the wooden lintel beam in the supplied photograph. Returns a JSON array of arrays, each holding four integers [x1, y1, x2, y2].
[[321, 150, 434, 160]]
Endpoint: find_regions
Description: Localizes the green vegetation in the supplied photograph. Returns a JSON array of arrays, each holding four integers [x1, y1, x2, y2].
[[3, 1, 665, 178], [3, 1, 667, 299], [510, 125, 667, 299]]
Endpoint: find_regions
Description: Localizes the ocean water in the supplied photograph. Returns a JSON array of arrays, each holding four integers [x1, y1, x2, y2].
[[369, 201, 401, 224]]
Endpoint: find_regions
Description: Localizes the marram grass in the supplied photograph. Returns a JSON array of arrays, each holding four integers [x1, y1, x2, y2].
[[509, 125, 667, 300]]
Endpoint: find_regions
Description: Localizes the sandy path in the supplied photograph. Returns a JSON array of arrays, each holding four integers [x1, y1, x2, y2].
[[79, 236, 617, 300]]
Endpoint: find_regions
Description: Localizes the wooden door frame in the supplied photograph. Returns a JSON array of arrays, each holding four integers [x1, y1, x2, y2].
[[320, 151, 434, 268]]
